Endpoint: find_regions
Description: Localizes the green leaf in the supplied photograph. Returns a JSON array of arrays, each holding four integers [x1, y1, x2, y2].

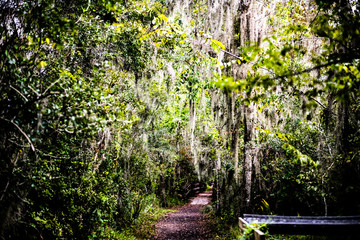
[[210, 38, 225, 53], [38, 61, 47, 68], [158, 14, 168, 22]]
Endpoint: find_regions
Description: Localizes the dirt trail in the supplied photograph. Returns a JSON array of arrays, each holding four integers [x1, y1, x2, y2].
[[152, 191, 214, 240]]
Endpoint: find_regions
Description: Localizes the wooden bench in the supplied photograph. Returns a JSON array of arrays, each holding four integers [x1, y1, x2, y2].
[[239, 214, 360, 240]]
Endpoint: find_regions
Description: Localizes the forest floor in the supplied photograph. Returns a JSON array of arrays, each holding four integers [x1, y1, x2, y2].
[[151, 191, 215, 240]]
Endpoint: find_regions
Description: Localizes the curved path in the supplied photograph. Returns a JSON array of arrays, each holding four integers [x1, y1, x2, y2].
[[152, 191, 214, 240]]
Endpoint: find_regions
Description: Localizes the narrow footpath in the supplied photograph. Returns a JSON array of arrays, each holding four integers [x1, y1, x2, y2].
[[152, 191, 215, 240]]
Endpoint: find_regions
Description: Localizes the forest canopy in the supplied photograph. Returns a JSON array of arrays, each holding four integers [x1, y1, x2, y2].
[[1, 0, 359, 239]]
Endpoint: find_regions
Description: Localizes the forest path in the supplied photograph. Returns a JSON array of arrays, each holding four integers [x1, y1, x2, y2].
[[151, 191, 215, 240]]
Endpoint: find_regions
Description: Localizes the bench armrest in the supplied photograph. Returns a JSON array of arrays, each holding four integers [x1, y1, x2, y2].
[[239, 217, 266, 240]]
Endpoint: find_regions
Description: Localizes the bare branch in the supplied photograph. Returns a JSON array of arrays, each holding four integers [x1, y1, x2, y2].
[[10, 85, 28, 102], [310, 97, 327, 109], [43, 78, 61, 96], [220, 48, 243, 60], [270, 61, 343, 81], [0, 117, 36, 153], [0, 181, 10, 202], [37, 150, 70, 159], [28, 85, 40, 97]]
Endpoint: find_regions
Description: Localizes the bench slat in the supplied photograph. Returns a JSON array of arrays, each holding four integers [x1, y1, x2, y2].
[[243, 214, 360, 236], [244, 214, 360, 220]]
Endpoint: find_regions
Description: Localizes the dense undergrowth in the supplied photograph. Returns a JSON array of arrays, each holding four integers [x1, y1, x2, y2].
[[114, 196, 177, 240]]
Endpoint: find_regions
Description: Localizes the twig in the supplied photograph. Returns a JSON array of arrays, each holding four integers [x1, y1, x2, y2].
[[309, 9, 320, 27], [13, 191, 30, 204], [8, 138, 30, 148], [28, 85, 40, 97], [38, 150, 70, 159], [220, 48, 243, 60], [272, 61, 343, 81], [0, 117, 36, 153], [76, 0, 91, 23], [0, 181, 10, 202], [310, 97, 327, 109], [43, 78, 61, 95], [10, 85, 28, 102]]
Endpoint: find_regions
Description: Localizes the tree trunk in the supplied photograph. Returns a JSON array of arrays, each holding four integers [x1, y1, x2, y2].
[[243, 105, 254, 211], [336, 101, 351, 155], [232, 107, 242, 181], [189, 98, 199, 177]]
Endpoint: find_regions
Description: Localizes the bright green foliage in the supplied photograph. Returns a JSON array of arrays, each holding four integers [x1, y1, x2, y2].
[[0, 0, 200, 239], [239, 222, 267, 240], [213, 0, 360, 217]]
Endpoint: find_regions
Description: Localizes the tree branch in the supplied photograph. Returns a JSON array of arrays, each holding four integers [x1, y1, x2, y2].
[[10, 85, 28, 102], [0, 117, 36, 153], [310, 97, 327, 109], [272, 61, 343, 81]]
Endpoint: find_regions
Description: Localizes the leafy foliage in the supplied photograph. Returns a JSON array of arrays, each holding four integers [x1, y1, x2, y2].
[[0, 0, 200, 239], [2, 0, 360, 239]]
